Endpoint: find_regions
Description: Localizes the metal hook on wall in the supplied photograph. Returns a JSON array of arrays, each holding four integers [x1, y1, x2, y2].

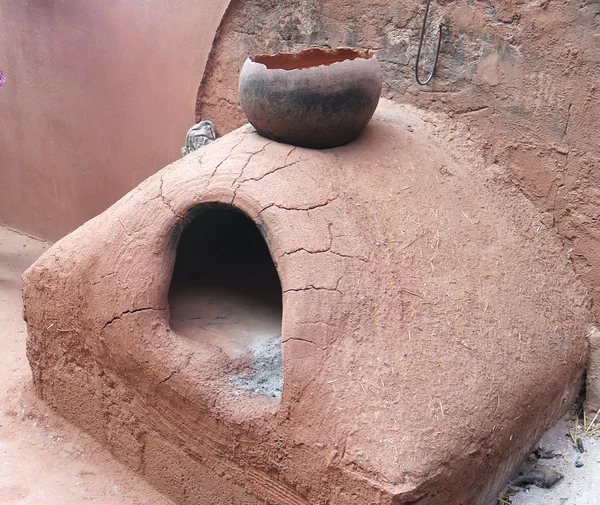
[[415, 0, 444, 86]]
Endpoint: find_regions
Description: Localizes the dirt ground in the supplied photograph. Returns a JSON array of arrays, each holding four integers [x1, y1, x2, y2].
[[0, 226, 172, 505], [1, 223, 599, 505], [510, 417, 600, 505]]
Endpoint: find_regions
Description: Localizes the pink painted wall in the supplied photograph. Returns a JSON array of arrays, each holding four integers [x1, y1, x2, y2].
[[0, 0, 230, 241]]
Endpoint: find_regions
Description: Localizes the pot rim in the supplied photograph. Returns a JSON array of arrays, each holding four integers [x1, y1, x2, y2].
[[248, 46, 376, 72]]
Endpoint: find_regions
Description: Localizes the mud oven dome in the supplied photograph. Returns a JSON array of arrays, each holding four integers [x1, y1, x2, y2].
[[23, 101, 593, 505]]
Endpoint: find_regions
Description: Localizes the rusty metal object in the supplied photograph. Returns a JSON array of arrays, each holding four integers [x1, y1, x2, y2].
[[415, 0, 444, 86]]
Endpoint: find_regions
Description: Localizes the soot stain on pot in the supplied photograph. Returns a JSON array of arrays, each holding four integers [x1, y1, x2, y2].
[[250, 86, 374, 117]]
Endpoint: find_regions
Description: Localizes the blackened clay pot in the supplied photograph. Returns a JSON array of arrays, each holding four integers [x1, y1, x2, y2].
[[238, 47, 382, 149]]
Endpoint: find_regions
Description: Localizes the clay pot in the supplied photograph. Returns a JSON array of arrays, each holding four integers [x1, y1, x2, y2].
[[238, 47, 382, 149]]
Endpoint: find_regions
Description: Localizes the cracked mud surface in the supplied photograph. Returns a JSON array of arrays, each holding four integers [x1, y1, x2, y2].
[[5, 230, 596, 504], [199, 0, 600, 324], [0, 226, 172, 505], [21, 100, 595, 505], [2, 223, 597, 504]]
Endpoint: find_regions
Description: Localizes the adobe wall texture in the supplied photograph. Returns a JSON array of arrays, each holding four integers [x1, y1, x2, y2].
[[196, 0, 600, 320], [0, 0, 229, 241]]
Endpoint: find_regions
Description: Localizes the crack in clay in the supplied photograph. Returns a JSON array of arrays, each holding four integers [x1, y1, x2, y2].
[[159, 175, 190, 223], [281, 268, 347, 298], [563, 102, 572, 137], [239, 144, 268, 174], [229, 144, 269, 195], [284, 146, 297, 163], [282, 222, 334, 257], [283, 285, 342, 295], [231, 159, 305, 207], [209, 137, 246, 181], [281, 336, 318, 346], [280, 246, 368, 263], [90, 272, 117, 286], [329, 249, 369, 262], [101, 307, 164, 330], [552, 104, 572, 213], [257, 195, 339, 216], [158, 351, 194, 385], [241, 159, 302, 185], [230, 145, 300, 203], [280, 246, 331, 257], [321, 224, 370, 262]]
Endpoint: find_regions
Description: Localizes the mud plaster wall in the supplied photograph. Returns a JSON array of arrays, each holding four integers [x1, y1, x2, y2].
[[197, 0, 600, 320], [0, 0, 229, 241]]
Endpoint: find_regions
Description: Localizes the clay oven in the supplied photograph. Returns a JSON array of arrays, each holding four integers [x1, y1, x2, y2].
[[23, 101, 592, 505]]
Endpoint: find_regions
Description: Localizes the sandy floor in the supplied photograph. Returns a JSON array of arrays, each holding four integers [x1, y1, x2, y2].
[[0, 224, 598, 505], [510, 416, 600, 505], [169, 282, 281, 358], [0, 226, 172, 505]]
